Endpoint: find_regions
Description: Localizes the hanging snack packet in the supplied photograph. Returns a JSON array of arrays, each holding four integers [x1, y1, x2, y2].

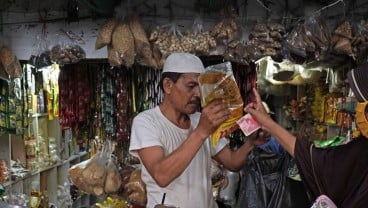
[[199, 62, 243, 146]]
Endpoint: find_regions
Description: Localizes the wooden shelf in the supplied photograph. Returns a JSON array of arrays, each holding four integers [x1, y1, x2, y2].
[[31, 113, 48, 118], [2, 151, 89, 188], [0, 119, 90, 207]]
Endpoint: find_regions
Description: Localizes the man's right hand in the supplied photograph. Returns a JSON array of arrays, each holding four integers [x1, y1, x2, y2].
[[196, 99, 230, 139]]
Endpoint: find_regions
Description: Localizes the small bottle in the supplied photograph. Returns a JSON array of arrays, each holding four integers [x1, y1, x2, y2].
[[30, 181, 42, 208], [38, 90, 45, 113], [41, 190, 49, 208]]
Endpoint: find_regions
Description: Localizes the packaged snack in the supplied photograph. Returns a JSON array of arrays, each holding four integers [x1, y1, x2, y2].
[[68, 139, 122, 196], [199, 62, 243, 146]]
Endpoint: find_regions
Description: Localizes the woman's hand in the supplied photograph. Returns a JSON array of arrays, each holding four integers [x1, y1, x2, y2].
[[244, 88, 273, 132], [250, 88, 268, 114], [245, 88, 296, 156], [247, 129, 271, 147]]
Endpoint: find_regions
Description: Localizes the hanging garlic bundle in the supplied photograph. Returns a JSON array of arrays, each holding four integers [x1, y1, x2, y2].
[[149, 17, 217, 61], [191, 16, 217, 55], [149, 22, 184, 59]]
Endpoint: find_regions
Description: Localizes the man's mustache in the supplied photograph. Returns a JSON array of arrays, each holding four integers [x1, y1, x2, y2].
[[188, 98, 200, 105]]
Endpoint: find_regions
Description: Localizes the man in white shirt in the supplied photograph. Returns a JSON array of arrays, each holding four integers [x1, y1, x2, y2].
[[130, 53, 264, 208]]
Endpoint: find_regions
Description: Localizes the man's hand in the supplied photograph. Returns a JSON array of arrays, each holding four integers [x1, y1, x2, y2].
[[196, 99, 230, 139], [247, 129, 271, 147]]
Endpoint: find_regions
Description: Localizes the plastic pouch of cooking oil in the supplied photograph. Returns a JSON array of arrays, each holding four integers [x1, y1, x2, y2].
[[198, 62, 243, 146]]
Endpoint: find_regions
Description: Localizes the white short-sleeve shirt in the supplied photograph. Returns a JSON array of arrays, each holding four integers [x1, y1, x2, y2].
[[129, 106, 227, 208]]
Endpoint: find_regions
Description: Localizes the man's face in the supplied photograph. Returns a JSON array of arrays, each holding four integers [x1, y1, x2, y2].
[[166, 73, 201, 114]]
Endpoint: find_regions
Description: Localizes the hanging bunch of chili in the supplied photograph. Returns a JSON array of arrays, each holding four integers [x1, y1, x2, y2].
[[116, 69, 130, 141], [59, 64, 93, 131]]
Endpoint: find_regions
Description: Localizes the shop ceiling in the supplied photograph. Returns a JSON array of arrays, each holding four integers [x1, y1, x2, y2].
[[1, 0, 368, 61], [1, 0, 368, 25]]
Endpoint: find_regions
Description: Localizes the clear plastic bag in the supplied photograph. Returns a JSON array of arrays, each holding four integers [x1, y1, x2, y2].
[[192, 16, 217, 55], [104, 156, 122, 194], [224, 26, 250, 65], [351, 20, 368, 63], [303, 16, 330, 60], [81, 144, 110, 196], [193, 16, 204, 35], [68, 139, 120, 196], [199, 62, 243, 146], [125, 169, 147, 205], [150, 21, 184, 58], [285, 24, 307, 59], [68, 159, 90, 192], [210, 6, 238, 42], [29, 34, 52, 69], [50, 30, 86, 65]]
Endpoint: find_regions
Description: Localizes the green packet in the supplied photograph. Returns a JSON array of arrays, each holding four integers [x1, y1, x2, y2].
[[314, 136, 346, 148]]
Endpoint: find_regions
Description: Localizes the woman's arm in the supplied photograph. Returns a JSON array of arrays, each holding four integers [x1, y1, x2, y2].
[[244, 88, 296, 157]]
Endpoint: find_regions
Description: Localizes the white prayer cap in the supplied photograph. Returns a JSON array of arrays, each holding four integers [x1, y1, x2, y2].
[[163, 52, 205, 74]]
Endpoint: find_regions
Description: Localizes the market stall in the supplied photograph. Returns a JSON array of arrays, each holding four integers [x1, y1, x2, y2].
[[0, 0, 367, 207]]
